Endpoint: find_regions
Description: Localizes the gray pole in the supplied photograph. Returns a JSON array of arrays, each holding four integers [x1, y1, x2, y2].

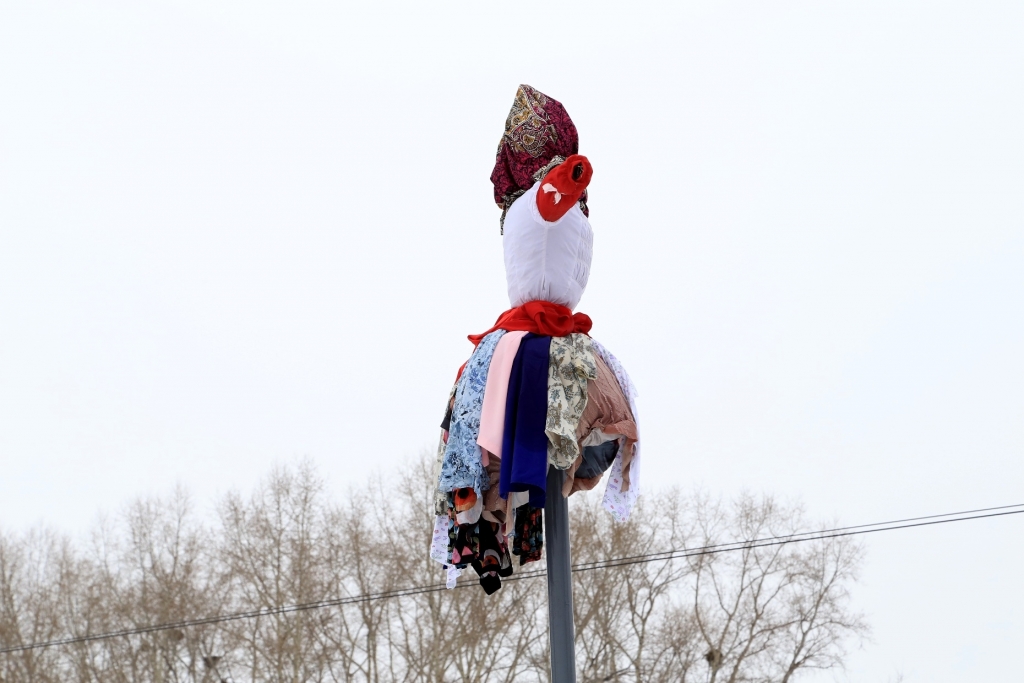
[[545, 466, 577, 682]]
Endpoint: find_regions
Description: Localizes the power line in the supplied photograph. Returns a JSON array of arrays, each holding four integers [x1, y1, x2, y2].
[[571, 502, 1024, 572], [1, 502, 1021, 655]]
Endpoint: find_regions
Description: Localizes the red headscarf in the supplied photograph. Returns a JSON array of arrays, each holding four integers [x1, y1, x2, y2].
[[490, 85, 589, 231]]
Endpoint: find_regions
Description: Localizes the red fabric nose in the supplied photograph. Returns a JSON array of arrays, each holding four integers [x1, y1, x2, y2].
[[535, 154, 593, 222]]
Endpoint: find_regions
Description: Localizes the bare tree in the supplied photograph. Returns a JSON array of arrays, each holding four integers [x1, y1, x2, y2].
[[355, 454, 548, 683], [686, 493, 867, 683], [0, 457, 867, 682], [0, 527, 74, 683], [570, 492, 704, 683], [217, 460, 343, 683], [77, 487, 225, 683]]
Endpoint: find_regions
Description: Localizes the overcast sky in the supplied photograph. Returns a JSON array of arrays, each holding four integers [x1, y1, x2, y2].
[[2, 1, 1022, 680]]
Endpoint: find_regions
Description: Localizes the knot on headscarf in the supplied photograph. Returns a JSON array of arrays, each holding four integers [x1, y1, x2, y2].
[[490, 85, 589, 232]]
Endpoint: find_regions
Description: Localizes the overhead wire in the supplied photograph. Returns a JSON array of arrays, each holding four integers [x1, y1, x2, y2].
[[571, 501, 1024, 572], [1, 502, 1021, 655]]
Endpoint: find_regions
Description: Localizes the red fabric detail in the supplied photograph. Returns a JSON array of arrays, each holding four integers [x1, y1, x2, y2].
[[453, 301, 593, 383], [468, 300, 593, 347], [536, 154, 593, 222]]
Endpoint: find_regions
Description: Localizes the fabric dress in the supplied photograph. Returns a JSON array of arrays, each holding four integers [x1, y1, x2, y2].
[[430, 84, 642, 594]]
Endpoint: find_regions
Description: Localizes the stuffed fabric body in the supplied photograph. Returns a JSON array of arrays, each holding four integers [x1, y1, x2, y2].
[[502, 181, 593, 310], [431, 85, 642, 594]]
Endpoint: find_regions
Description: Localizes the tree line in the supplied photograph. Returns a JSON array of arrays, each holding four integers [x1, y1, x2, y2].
[[0, 456, 866, 682]]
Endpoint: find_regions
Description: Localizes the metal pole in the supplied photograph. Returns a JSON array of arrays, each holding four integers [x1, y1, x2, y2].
[[545, 466, 576, 682]]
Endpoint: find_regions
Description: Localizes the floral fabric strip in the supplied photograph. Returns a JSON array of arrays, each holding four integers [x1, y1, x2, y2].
[[430, 515, 451, 565], [546, 333, 598, 470], [438, 330, 506, 495], [432, 383, 458, 516]]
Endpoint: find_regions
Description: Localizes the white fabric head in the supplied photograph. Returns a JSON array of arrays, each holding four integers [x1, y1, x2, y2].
[[501, 181, 593, 310]]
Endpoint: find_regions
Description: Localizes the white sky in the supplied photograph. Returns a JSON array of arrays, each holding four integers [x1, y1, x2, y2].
[[1, 1, 1022, 680]]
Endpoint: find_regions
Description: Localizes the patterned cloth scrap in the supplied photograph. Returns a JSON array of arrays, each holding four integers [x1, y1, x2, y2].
[[591, 339, 642, 522], [490, 84, 588, 231], [432, 510, 513, 593], [511, 503, 544, 565], [471, 520, 513, 594], [546, 333, 598, 469], [438, 330, 506, 496], [430, 514, 452, 565], [432, 382, 458, 516]]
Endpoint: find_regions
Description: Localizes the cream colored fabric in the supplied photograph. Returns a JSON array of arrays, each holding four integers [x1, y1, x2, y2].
[[546, 333, 598, 470]]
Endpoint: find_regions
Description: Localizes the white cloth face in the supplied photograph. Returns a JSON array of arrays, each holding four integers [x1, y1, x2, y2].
[[502, 181, 593, 310]]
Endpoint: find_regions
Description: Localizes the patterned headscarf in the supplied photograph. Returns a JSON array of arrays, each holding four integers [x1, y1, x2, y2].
[[490, 84, 589, 232]]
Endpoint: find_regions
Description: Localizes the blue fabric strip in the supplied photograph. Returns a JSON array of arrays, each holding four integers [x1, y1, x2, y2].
[[499, 333, 551, 507]]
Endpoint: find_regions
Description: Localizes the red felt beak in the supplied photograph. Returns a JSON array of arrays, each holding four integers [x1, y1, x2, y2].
[[535, 154, 593, 222]]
